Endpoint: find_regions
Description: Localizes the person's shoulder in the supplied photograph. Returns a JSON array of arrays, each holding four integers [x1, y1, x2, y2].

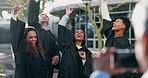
[[141, 71, 148, 78], [90, 70, 110, 78]]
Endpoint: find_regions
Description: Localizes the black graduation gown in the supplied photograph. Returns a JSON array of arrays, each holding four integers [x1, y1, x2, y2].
[[77, 46, 93, 78], [28, 0, 60, 78], [103, 20, 142, 78], [10, 18, 48, 78], [58, 25, 92, 78], [103, 19, 130, 49]]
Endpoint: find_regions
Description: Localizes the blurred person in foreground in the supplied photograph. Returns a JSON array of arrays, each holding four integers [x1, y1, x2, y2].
[[89, 48, 126, 78], [90, 0, 144, 78], [101, 0, 141, 78], [132, 0, 148, 78]]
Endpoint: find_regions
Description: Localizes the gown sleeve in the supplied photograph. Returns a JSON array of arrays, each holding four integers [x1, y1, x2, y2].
[[103, 19, 113, 38], [28, 0, 40, 28], [83, 48, 93, 78], [101, 0, 113, 39], [58, 15, 73, 54], [10, 18, 25, 56], [58, 25, 73, 54]]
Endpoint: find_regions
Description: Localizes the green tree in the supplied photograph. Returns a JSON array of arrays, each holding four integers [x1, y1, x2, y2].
[[79, 0, 131, 50]]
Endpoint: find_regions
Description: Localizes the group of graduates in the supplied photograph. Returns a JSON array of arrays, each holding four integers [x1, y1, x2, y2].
[[10, 0, 92, 78], [10, 0, 144, 78]]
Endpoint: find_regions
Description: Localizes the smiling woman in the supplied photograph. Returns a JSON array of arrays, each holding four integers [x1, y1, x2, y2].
[[57, 7, 93, 78], [10, 4, 49, 77], [25, 30, 37, 47]]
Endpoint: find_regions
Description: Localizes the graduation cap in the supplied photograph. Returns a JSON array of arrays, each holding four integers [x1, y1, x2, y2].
[[25, 26, 35, 29]]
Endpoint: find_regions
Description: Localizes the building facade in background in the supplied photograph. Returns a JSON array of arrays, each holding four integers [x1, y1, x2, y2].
[[50, 0, 140, 51]]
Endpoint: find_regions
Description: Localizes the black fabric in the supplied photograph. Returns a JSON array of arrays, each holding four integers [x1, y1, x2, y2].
[[10, 18, 48, 78], [103, 19, 130, 49], [111, 71, 142, 78], [28, 0, 60, 78], [103, 19, 142, 78], [58, 25, 92, 78]]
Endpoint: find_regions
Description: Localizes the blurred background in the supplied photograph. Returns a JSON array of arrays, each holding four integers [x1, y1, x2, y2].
[[0, 0, 140, 78]]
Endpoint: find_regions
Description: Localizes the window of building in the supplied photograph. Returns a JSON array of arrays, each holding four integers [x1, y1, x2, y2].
[[74, 2, 136, 50]]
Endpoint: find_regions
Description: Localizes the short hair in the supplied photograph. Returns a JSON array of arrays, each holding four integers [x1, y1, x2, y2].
[[38, 13, 49, 20], [117, 17, 131, 32]]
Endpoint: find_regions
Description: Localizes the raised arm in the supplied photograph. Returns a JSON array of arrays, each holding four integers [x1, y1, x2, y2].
[[10, 3, 26, 55], [101, 0, 113, 38], [58, 6, 73, 26], [101, 0, 111, 21], [28, 0, 40, 28], [58, 6, 74, 54]]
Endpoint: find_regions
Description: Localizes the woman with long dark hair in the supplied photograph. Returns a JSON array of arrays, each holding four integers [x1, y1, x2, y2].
[[10, 7, 48, 78]]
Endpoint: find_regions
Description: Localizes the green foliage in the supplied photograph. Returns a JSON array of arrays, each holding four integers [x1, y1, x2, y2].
[[0, 68, 6, 73], [0, 27, 10, 43]]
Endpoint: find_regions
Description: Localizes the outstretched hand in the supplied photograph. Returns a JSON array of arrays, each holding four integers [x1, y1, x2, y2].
[[92, 48, 125, 76], [66, 6, 73, 16], [12, 3, 21, 15]]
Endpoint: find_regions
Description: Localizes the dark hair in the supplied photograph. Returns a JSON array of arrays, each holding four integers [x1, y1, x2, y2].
[[117, 17, 131, 32], [24, 27, 45, 59]]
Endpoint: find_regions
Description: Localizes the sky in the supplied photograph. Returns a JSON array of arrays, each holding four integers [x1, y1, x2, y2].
[[1, 0, 85, 19], [53, 0, 83, 7], [43, 0, 83, 13]]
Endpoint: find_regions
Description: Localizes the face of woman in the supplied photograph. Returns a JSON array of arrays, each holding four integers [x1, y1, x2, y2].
[[26, 31, 37, 47], [74, 30, 84, 41]]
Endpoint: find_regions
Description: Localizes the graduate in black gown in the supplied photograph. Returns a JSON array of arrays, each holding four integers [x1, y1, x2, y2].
[[57, 7, 92, 78], [10, 4, 48, 78], [11, 1, 60, 78], [101, 0, 141, 78], [101, 0, 131, 49], [27, 1, 60, 77]]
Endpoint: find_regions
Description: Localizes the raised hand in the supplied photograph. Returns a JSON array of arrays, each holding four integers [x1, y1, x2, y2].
[[12, 3, 21, 15], [66, 6, 73, 16]]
